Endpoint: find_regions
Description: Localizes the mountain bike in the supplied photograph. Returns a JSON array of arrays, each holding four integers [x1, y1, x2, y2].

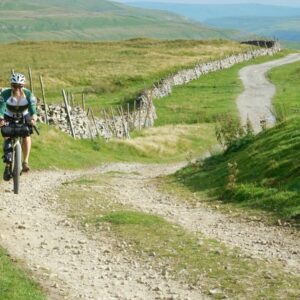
[[1, 117, 39, 194]]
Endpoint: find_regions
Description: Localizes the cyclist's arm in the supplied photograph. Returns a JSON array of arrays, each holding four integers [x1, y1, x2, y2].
[[24, 88, 37, 118], [0, 94, 6, 120]]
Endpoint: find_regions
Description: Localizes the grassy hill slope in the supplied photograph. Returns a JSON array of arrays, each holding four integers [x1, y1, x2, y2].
[[175, 118, 300, 222], [0, 0, 242, 43]]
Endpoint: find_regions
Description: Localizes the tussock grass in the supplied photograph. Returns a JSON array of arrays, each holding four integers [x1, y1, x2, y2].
[[0, 123, 216, 175], [119, 124, 216, 158], [57, 174, 300, 299]]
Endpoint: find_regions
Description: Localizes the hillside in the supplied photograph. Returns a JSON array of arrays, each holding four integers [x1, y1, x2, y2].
[[0, 0, 242, 43], [125, 2, 300, 20], [125, 2, 300, 45], [206, 16, 300, 42]]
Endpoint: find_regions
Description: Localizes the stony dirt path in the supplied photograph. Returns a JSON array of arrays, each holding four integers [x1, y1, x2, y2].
[[103, 163, 300, 275], [237, 53, 300, 132], [0, 168, 206, 300]]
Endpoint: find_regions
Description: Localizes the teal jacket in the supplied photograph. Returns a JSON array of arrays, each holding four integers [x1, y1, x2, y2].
[[0, 88, 37, 118]]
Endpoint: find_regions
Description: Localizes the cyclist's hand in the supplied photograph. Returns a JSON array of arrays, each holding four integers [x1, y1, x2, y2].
[[0, 118, 5, 127], [30, 115, 37, 126]]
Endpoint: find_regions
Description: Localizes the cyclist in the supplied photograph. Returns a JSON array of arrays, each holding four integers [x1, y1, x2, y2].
[[0, 73, 37, 181]]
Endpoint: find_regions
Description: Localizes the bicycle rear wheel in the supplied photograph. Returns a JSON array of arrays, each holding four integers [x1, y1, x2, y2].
[[13, 142, 22, 194]]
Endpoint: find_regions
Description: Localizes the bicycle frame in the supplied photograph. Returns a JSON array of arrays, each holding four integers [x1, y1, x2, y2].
[[10, 135, 23, 194], [1, 116, 39, 194]]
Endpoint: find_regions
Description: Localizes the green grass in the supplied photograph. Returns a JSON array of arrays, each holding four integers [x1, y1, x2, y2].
[[154, 50, 289, 126], [174, 117, 300, 222], [0, 122, 217, 175], [0, 248, 45, 300], [0, 39, 251, 112], [56, 175, 300, 299], [268, 58, 300, 118]]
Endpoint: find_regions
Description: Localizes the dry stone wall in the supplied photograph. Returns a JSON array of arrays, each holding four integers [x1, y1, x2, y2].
[[38, 42, 281, 139]]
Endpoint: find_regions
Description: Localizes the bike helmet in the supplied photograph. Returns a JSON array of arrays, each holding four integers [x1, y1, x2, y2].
[[10, 73, 26, 85]]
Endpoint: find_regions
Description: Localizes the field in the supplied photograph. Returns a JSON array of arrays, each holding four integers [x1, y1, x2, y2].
[[0, 39, 251, 112]]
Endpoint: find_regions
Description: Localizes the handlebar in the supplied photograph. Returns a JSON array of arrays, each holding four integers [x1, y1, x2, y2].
[[32, 125, 40, 135]]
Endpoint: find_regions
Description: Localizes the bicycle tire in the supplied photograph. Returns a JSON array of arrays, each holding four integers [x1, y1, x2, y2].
[[13, 142, 22, 194]]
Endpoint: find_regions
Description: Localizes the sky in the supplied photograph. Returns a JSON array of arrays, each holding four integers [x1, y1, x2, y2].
[[115, 0, 300, 7]]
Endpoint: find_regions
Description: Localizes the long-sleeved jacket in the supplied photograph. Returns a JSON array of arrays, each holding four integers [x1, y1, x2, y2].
[[0, 88, 37, 118]]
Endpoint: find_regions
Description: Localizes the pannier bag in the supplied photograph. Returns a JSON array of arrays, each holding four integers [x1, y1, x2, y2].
[[1, 124, 31, 138]]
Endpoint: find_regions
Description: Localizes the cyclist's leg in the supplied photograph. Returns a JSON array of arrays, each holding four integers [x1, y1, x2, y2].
[[22, 113, 33, 172], [22, 136, 31, 171], [3, 138, 12, 163], [2, 138, 12, 181]]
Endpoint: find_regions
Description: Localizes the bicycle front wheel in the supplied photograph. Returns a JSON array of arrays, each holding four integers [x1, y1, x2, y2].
[[13, 142, 22, 194]]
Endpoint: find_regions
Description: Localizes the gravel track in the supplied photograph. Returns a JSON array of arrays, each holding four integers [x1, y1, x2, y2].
[[0, 169, 206, 300], [237, 53, 300, 132]]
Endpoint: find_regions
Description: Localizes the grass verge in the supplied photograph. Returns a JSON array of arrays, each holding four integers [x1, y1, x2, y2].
[[0, 248, 45, 300], [268, 57, 300, 119], [0, 123, 216, 174], [173, 118, 300, 224]]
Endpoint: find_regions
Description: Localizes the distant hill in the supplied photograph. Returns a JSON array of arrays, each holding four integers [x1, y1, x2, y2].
[[0, 0, 244, 43], [125, 2, 300, 44], [124, 2, 300, 20], [206, 17, 300, 42]]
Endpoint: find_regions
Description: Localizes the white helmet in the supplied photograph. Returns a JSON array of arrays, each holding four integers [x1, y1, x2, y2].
[[11, 73, 26, 85]]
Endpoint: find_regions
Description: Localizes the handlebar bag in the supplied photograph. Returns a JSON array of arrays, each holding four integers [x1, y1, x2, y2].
[[1, 124, 31, 138]]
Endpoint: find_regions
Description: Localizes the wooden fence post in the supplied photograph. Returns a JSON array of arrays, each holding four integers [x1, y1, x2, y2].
[[39, 75, 48, 125], [103, 109, 114, 136], [28, 67, 34, 93], [85, 107, 93, 140], [109, 107, 118, 136], [119, 106, 130, 139], [138, 104, 142, 130], [133, 100, 137, 129], [62, 89, 76, 138], [127, 103, 131, 129], [89, 107, 100, 137], [81, 93, 86, 111]]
